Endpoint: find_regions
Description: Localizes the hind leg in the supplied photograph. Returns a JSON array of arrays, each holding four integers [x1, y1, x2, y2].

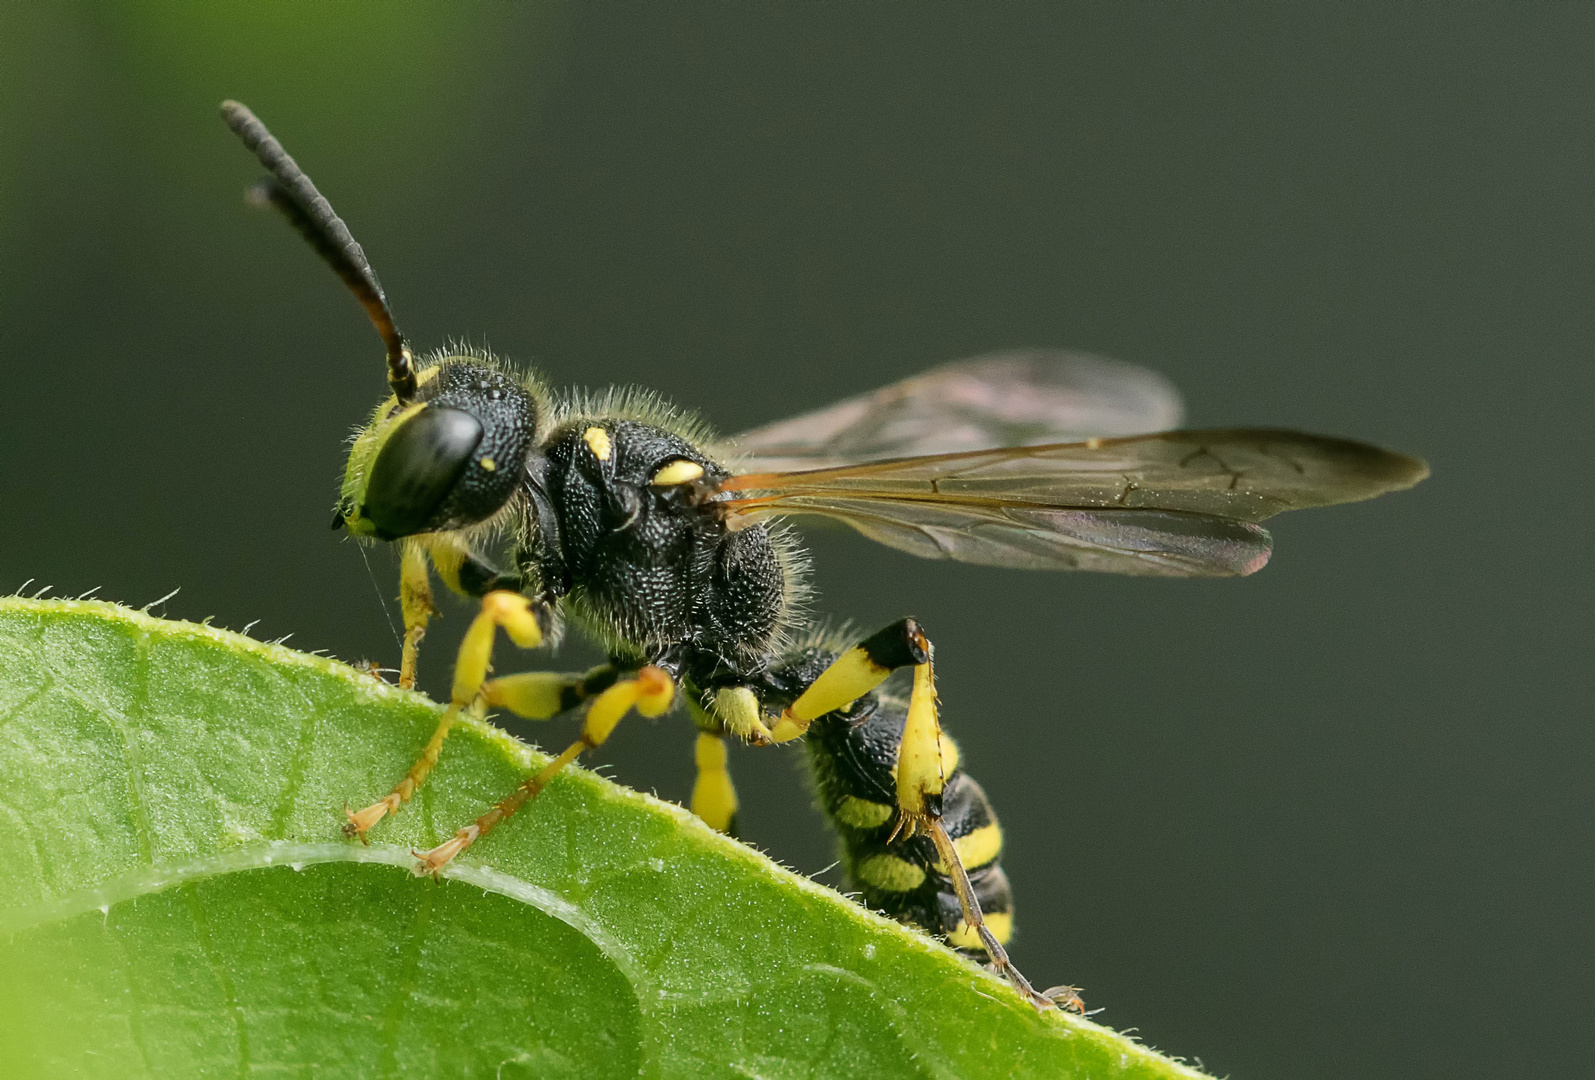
[[777, 618, 1080, 1011], [413, 665, 675, 872], [771, 618, 946, 828]]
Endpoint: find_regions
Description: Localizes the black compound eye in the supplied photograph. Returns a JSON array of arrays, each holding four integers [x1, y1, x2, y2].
[[362, 406, 483, 539]]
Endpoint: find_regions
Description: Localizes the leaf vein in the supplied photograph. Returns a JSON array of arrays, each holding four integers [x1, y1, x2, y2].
[[183, 883, 253, 1078], [269, 682, 324, 839], [379, 876, 435, 1074], [0, 674, 52, 732]]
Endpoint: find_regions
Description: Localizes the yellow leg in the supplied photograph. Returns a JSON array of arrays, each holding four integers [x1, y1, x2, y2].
[[766, 617, 945, 832], [344, 590, 545, 839], [771, 618, 932, 742], [690, 733, 739, 833], [892, 658, 945, 834], [483, 665, 617, 721], [709, 685, 775, 744], [414, 665, 675, 873], [397, 540, 435, 690], [926, 818, 1084, 1014]]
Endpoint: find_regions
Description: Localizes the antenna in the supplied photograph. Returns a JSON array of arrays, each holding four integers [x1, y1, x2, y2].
[[220, 100, 417, 403]]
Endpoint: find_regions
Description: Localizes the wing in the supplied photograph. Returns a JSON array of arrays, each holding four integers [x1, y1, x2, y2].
[[729, 350, 1184, 472], [717, 429, 1429, 577]]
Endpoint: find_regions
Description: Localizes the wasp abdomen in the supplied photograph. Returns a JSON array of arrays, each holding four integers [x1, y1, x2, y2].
[[805, 693, 1013, 955]]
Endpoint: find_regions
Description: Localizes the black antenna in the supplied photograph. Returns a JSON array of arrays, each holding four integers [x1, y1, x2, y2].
[[220, 100, 417, 403]]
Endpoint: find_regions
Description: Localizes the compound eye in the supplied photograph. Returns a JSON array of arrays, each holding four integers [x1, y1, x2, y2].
[[362, 406, 484, 539]]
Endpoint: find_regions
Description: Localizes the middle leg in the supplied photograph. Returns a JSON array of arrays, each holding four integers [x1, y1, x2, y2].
[[413, 664, 675, 872], [345, 589, 548, 839]]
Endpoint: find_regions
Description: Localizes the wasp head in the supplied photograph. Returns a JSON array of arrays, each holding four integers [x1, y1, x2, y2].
[[335, 358, 538, 541]]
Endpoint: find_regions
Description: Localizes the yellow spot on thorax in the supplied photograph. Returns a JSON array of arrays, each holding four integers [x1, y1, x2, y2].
[[583, 426, 612, 461], [479, 457, 496, 472], [651, 458, 705, 485]]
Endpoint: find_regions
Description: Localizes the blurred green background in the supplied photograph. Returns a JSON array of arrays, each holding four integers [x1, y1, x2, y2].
[[1, 4, 1587, 1077]]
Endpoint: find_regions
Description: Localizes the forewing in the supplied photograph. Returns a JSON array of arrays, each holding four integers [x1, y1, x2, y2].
[[719, 428, 1428, 577], [729, 350, 1184, 472], [754, 496, 1274, 576]]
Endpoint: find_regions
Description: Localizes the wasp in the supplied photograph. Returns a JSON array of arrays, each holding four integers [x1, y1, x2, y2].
[[221, 101, 1427, 1012]]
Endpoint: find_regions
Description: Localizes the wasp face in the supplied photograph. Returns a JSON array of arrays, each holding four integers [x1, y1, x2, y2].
[[337, 359, 538, 541]]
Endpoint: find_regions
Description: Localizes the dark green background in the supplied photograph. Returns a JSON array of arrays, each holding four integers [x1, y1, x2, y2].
[[2, 5, 1586, 1077]]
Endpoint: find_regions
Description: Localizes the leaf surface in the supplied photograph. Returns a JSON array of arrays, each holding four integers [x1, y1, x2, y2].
[[0, 597, 1210, 1080]]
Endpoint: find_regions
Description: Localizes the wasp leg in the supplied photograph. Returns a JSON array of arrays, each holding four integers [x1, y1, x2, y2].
[[399, 534, 527, 689], [771, 619, 931, 740], [690, 732, 739, 834], [414, 666, 675, 873], [483, 664, 619, 720], [780, 620, 1078, 1011], [926, 817, 1083, 1013], [397, 540, 435, 689], [344, 590, 546, 839], [772, 619, 944, 829]]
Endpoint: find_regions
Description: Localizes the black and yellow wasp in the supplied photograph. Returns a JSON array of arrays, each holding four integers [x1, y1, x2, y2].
[[222, 102, 1427, 1011]]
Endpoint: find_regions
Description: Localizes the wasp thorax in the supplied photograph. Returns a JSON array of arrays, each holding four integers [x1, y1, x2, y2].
[[341, 359, 538, 540]]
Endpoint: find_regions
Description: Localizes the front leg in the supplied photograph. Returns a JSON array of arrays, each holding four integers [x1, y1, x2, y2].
[[397, 540, 435, 690], [397, 534, 527, 689]]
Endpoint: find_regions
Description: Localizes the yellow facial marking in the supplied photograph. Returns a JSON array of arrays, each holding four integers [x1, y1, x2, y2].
[[855, 853, 927, 892], [933, 823, 1004, 874], [583, 426, 612, 461], [651, 459, 705, 486], [835, 795, 894, 829], [479, 456, 497, 472], [948, 911, 1012, 950]]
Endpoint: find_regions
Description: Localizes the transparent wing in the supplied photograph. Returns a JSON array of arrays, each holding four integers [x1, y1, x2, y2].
[[729, 350, 1184, 472], [718, 428, 1429, 577]]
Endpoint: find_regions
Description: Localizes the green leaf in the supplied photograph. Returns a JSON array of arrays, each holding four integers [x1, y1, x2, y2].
[[0, 596, 1209, 1079]]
